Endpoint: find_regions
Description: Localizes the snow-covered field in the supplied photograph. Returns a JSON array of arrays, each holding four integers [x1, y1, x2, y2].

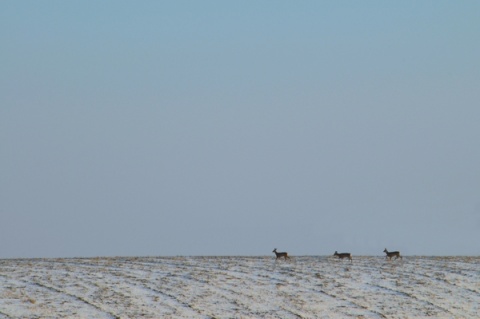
[[0, 256, 478, 318]]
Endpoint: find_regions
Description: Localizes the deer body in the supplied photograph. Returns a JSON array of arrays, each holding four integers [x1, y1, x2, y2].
[[334, 251, 352, 262], [383, 248, 402, 260], [273, 248, 289, 260]]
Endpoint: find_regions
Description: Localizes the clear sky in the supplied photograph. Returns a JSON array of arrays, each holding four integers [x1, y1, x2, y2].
[[2, 1, 479, 258]]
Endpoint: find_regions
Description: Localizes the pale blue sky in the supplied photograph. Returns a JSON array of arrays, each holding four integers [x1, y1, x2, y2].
[[2, 1, 479, 258]]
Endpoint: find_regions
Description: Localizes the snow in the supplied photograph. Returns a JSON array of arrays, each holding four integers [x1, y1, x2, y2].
[[0, 256, 478, 318]]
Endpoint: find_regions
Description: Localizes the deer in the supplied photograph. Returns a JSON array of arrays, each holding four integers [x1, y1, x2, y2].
[[334, 251, 352, 262], [272, 248, 290, 260], [383, 248, 402, 260]]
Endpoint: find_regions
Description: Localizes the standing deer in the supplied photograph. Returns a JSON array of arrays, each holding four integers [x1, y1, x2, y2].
[[272, 248, 289, 260], [383, 248, 402, 260], [334, 251, 352, 262]]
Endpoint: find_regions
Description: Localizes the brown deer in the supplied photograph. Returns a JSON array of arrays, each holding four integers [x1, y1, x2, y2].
[[334, 251, 352, 262], [383, 248, 402, 260], [272, 248, 289, 260]]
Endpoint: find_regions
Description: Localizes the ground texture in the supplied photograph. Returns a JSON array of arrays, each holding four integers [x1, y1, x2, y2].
[[0, 256, 478, 318]]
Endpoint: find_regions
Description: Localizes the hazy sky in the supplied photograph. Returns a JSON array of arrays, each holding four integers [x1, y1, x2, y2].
[[2, 2, 479, 258]]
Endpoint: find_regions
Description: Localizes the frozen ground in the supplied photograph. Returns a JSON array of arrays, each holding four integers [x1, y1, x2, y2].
[[0, 256, 478, 318]]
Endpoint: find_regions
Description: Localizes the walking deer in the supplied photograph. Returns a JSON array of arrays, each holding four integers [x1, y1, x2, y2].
[[334, 251, 352, 262], [383, 248, 402, 260], [272, 248, 289, 260]]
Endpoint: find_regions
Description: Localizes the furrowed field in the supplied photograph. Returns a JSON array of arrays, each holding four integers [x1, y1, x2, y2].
[[0, 256, 478, 318]]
